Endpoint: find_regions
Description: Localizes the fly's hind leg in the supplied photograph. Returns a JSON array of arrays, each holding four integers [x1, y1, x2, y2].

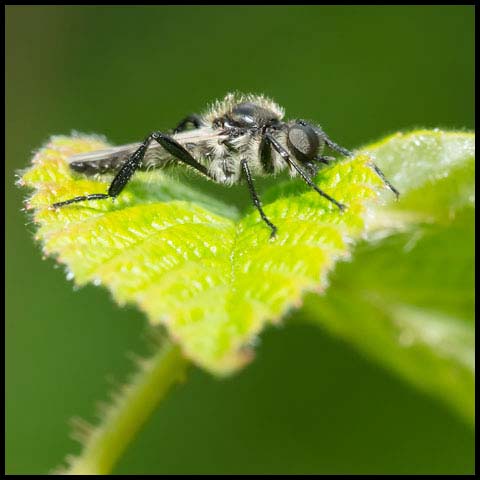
[[52, 131, 211, 209], [52, 193, 111, 208]]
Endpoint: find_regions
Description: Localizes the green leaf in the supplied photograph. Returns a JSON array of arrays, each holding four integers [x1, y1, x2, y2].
[[299, 130, 475, 423], [20, 128, 475, 422], [20, 134, 385, 374]]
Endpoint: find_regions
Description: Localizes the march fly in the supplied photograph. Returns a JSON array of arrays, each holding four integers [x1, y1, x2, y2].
[[52, 92, 399, 237]]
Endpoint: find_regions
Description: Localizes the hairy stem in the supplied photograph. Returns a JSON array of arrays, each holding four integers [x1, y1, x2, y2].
[[63, 339, 188, 475]]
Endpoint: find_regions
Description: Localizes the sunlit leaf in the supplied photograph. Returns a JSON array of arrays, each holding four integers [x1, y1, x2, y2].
[[20, 128, 474, 424], [20, 133, 386, 374]]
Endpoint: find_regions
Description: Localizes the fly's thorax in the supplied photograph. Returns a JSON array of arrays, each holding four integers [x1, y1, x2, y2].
[[202, 92, 285, 126], [175, 127, 228, 171], [207, 151, 243, 185], [205, 131, 255, 185]]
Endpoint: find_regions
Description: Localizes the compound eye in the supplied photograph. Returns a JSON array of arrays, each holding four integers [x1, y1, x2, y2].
[[287, 123, 319, 159]]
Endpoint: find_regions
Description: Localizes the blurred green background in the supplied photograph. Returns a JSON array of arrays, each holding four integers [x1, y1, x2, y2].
[[6, 5, 474, 474]]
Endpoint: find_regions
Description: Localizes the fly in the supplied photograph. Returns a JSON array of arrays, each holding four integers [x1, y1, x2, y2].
[[52, 92, 399, 237]]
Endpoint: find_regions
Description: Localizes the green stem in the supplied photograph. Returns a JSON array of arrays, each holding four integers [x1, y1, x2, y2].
[[64, 340, 188, 475]]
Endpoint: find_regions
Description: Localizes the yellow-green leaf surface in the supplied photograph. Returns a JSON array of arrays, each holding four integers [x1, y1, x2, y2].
[[20, 130, 474, 389], [21, 134, 385, 374]]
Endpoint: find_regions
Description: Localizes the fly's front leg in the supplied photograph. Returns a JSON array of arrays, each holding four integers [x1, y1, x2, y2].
[[306, 155, 336, 174], [323, 132, 399, 198], [323, 134, 353, 158], [314, 155, 336, 165], [265, 133, 345, 211], [369, 162, 400, 198], [241, 159, 277, 238]]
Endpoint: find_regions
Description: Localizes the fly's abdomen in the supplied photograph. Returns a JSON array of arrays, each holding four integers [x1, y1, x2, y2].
[[66, 128, 219, 176], [69, 155, 127, 174], [67, 144, 171, 175]]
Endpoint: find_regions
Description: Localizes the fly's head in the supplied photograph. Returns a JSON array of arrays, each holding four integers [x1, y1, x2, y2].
[[287, 120, 326, 176]]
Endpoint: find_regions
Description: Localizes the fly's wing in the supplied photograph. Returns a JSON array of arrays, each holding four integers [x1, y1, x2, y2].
[[67, 128, 223, 175]]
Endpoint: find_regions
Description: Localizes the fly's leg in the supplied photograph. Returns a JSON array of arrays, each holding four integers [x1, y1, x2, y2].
[[52, 131, 210, 208], [323, 134, 353, 157], [305, 156, 335, 176], [241, 159, 277, 238], [314, 155, 336, 165], [173, 114, 202, 134], [51, 193, 111, 207], [265, 133, 345, 211], [259, 135, 275, 173], [323, 133, 399, 198], [369, 163, 400, 199], [51, 135, 152, 208]]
